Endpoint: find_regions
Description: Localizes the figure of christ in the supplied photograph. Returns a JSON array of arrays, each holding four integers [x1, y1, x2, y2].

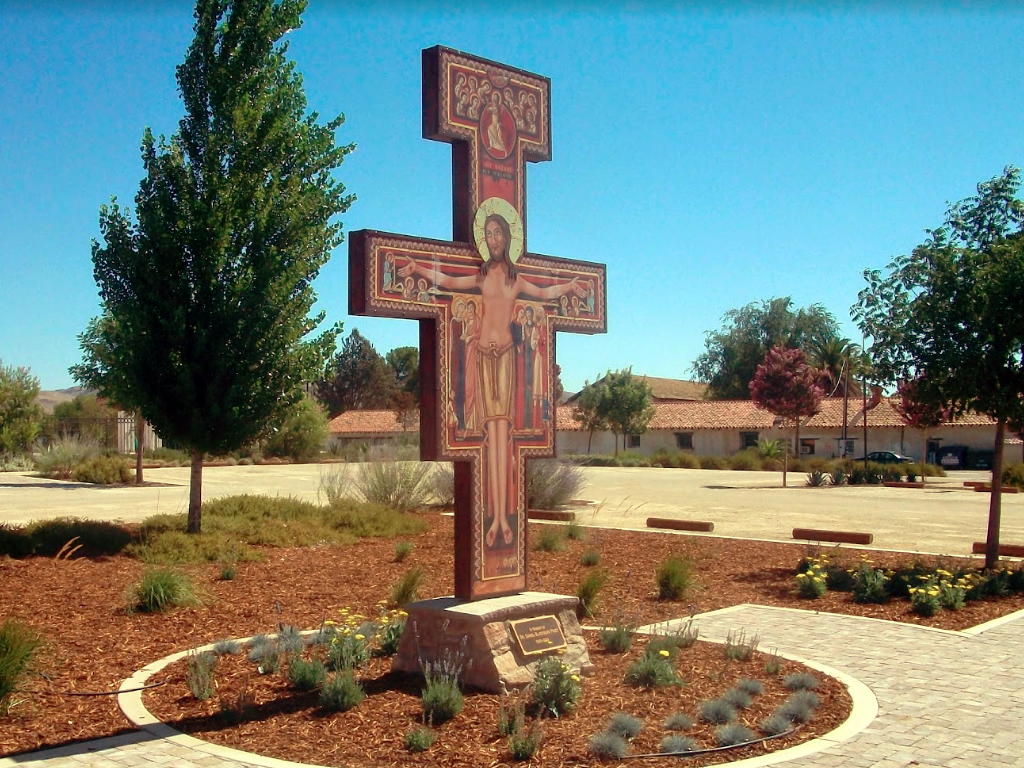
[[400, 213, 584, 548], [521, 307, 535, 428]]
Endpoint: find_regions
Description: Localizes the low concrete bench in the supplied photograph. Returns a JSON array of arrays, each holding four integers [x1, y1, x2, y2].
[[972, 542, 1024, 558]]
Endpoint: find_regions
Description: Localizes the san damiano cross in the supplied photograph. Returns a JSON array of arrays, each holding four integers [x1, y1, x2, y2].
[[350, 46, 607, 600]]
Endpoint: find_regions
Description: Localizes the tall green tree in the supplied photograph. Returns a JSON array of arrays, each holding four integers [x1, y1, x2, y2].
[[0, 362, 43, 456], [853, 166, 1024, 568], [78, 0, 353, 532], [385, 345, 420, 428], [575, 369, 654, 456], [691, 297, 840, 400], [315, 329, 395, 417], [749, 346, 824, 488]]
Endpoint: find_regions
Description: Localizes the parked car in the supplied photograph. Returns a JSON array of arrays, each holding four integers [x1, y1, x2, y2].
[[856, 451, 914, 464]]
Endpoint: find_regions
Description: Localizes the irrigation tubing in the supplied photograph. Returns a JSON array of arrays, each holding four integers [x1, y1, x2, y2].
[[620, 726, 801, 760]]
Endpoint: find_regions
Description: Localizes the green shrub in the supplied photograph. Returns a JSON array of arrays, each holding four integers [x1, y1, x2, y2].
[[421, 668, 464, 725], [376, 615, 406, 657], [530, 657, 582, 718], [576, 569, 609, 619], [825, 563, 856, 591], [852, 562, 889, 603], [698, 455, 729, 470], [0, 524, 31, 558], [186, 651, 218, 700], [829, 467, 848, 486], [698, 698, 736, 724], [354, 461, 434, 512], [728, 449, 761, 471], [264, 397, 328, 462], [533, 525, 566, 553], [70, 454, 134, 484], [656, 554, 696, 601], [660, 734, 697, 754], [388, 566, 425, 608], [1003, 463, 1024, 489], [778, 690, 819, 723], [126, 568, 201, 613], [428, 462, 454, 505], [0, 617, 43, 715], [663, 711, 693, 731], [909, 582, 941, 616], [764, 649, 783, 675], [320, 670, 364, 712], [580, 549, 601, 567], [588, 730, 629, 760], [498, 697, 526, 736], [34, 437, 98, 479], [564, 519, 586, 540], [527, 459, 586, 509], [598, 620, 635, 653], [17, 518, 132, 558], [507, 720, 542, 761], [716, 722, 756, 747], [723, 628, 759, 661], [607, 711, 643, 740], [623, 652, 681, 688], [404, 726, 437, 753], [287, 656, 327, 691]]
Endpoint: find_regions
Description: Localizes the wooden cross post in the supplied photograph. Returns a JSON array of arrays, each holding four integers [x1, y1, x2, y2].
[[350, 46, 607, 601]]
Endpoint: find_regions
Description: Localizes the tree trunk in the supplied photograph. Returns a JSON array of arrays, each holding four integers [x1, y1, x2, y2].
[[782, 427, 790, 488], [587, 429, 593, 454], [984, 418, 1006, 570], [187, 448, 203, 534], [135, 414, 145, 485], [920, 430, 928, 490], [612, 431, 619, 457]]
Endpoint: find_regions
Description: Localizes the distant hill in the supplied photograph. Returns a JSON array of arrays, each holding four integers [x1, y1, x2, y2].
[[36, 387, 94, 414]]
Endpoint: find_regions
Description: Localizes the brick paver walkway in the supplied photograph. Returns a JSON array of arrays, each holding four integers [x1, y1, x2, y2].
[[4, 605, 1023, 768]]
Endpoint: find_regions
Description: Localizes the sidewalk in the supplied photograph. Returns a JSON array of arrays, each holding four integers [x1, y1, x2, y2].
[[4, 605, 1024, 767]]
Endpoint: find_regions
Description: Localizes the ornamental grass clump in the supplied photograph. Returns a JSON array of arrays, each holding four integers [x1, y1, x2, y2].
[[606, 712, 643, 740], [663, 711, 693, 731], [624, 650, 682, 689], [716, 722, 756, 747], [656, 554, 696, 600], [388, 566, 424, 608], [354, 460, 434, 512], [760, 712, 793, 736], [722, 687, 753, 709], [185, 650, 218, 700], [247, 635, 281, 675], [126, 568, 201, 613], [0, 618, 43, 716], [724, 628, 759, 661], [660, 734, 698, 754], [530, 657, 582, 718], [588, 730, 629, 760], [699, 697, 737, 724], [576, 569, 609, 619], [534, 524, 566, 553], [736, 677, 764, 696], [778, 689, 820, 723], [507, 720, 543, 761], [580, 549, 601, 566], [783, 672, 818, 691]]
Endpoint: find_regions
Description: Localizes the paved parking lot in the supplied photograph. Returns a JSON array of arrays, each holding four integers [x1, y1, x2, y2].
[[1, 463, 1018, 557]]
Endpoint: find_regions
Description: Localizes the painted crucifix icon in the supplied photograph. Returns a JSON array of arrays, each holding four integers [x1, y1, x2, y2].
[[350, 46, 607, 601]]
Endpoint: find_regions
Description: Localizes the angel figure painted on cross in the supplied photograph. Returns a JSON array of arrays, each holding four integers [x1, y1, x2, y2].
[[399, 199, 585, 550]]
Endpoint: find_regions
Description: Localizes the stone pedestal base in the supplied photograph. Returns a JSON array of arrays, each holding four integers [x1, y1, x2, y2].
[[392, 592, 594, 694]]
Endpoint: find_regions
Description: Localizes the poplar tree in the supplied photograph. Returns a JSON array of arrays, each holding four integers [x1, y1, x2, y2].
[[80, 0, 354, 532]]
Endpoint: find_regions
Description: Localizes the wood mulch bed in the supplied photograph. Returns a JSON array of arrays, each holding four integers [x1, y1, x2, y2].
[[2, 512, 1022, 765]]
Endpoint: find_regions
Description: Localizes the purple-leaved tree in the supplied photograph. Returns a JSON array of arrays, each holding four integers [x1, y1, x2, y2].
[[750, 345, 824, 487]]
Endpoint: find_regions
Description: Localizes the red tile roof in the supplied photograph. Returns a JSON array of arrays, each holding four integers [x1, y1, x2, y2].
[[555, 397, 1003, 432], [328, 410, 418, 435]]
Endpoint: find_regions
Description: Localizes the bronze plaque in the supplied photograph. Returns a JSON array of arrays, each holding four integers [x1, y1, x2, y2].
[[509, 615, 566, 656]]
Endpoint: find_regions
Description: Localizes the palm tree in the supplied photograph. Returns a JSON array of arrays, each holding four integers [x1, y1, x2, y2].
[[809, 338, 861, 398]]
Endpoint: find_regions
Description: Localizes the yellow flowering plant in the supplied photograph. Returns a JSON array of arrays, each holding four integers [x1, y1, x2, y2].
[[795, 556, 827, 599]]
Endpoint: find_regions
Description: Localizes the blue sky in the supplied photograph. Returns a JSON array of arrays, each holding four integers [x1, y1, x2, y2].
[[2, 1, 1023, 394]]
